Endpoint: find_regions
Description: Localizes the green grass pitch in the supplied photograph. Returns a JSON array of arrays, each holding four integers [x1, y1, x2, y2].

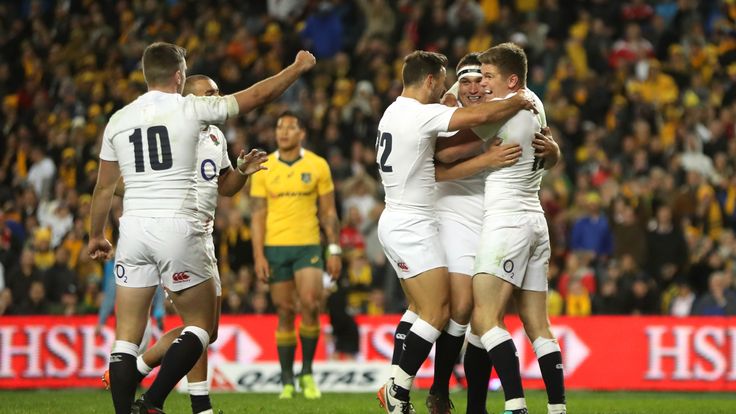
[[2, 389, 735, 413]]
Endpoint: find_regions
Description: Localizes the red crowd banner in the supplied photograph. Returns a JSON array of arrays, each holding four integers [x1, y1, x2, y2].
[[0, 315, 735, 391]]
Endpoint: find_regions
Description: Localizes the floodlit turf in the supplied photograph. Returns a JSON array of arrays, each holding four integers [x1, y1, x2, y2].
[[1, 389, 735, 413]]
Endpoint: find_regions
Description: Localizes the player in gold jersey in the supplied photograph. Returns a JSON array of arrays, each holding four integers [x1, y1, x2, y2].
[[250, 111, 342, 399]]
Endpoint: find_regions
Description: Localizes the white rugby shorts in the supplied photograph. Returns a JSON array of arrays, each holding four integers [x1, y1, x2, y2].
[[115, 216, 215, 292], [474, 213, 550, 291], [377, 211, 447, 279], [438, 215, 480, 276]]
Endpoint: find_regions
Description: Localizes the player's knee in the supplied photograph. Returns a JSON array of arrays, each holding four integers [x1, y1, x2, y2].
[[451, 297, 473, 325], [422, 304, 450, 330]]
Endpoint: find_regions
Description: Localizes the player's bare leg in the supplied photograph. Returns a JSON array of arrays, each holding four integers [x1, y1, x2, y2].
[[379, 267, 450, 414], [515, 290, 566, 414], [271, 280, 298, 399], [109, 285, 157, 414], [136, 279, 216, 412], [472, 274, 527, 414], [428, 273, 473, 413], [295, 267, 324, 399]]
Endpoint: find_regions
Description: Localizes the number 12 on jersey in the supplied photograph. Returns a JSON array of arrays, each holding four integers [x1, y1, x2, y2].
[[375, 131, 393, 173], [129, 125, 172, 172]]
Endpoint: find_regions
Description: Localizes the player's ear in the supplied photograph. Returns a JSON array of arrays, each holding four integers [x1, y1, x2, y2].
[[508, 74, 519, 90]]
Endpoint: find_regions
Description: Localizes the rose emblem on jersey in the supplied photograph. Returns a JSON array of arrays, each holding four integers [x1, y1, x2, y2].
[[301, 173, 311, 183], [209, 134, 220, 145]]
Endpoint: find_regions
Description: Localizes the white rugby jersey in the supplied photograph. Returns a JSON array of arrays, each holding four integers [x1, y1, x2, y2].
[[196, 125, 231, 233], [435, 103, 505, 229], [484, 89, 547, 215], [100, 91, 238, 218], [376, 96, 458, 215]]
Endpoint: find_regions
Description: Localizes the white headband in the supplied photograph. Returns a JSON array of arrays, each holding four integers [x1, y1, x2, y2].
[[457, 65, 482, 80]]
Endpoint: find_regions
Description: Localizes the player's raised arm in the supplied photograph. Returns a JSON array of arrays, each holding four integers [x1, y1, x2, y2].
[[231, 51, 316, 114]]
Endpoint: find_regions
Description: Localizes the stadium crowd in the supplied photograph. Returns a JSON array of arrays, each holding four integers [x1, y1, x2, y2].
[[1, 0, 736, 323]]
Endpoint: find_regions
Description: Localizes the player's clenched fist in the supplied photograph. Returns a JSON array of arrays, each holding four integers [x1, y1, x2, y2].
[[88, 236, 113, 261], [293, 50, 317, 73]]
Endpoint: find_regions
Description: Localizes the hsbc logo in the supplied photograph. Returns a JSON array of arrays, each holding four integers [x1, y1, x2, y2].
[[172, 272, 190, 283]]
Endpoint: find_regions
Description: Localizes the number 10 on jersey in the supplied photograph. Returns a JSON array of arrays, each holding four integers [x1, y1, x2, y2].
[[375, 131, 393, 173], [129, 125, 173, 172]]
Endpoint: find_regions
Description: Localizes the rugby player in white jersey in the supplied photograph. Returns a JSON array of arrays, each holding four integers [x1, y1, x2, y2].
[[468, 43, 565, 414], [429, 56, 560, 414], [106, 75, 265, 414], [375, 50, 535, 414], [88, 42, 315, 414]]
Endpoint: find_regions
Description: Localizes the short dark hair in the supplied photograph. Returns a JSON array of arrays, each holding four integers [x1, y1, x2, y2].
[[142, 42, 187, 87], [479, 43, 527, 87], [277, 110, 306, 130], [456, 52, 481, 73], [182, 74, 212, 96], [402, 51, 448, 87]]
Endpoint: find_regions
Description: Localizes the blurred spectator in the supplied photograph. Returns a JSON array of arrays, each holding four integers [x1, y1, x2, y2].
[[557, 253, 596, 298], [692, 271, 736, 316], [592, 277, 626, 315], [624, 277, 660, 315], [345, 249, 372, 313], [570, 192, 613, 261], [43, 246, 76, 303], [17, 280, 49, 315], [26, 144, 56, 200], [565, 279, 592, 316], [667, 279, 696, 317], [7, 249, 43, 307], [646, 204, 689, 286], [611, 199, 647, 267], [31, 227, 54, 270]]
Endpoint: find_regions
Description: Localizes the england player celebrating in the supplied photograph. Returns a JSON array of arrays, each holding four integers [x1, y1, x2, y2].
[[375, 50, 533, 414], [470, 43, 566, 414], [116, 75, 267, 414], [88, 42, 315, 414]]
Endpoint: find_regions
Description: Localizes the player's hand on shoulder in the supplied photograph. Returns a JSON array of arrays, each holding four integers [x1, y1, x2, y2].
[[88, 237, 113, 261], [293, 50, 317, 73], [237, 148, 269, 176], [515, 89, 538, 114], [484, 139, 522, 169]]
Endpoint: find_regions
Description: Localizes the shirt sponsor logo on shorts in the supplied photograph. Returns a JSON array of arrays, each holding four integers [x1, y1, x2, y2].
[[115, 264, 127, 283], [310, 256, 320, 264], [172, 271, 191, 283], [503, 259, 514, 278], [397, 262, 409, 272]]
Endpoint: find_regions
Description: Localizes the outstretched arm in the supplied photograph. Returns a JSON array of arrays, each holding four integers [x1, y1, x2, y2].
[[231, 51, 316, 114]]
